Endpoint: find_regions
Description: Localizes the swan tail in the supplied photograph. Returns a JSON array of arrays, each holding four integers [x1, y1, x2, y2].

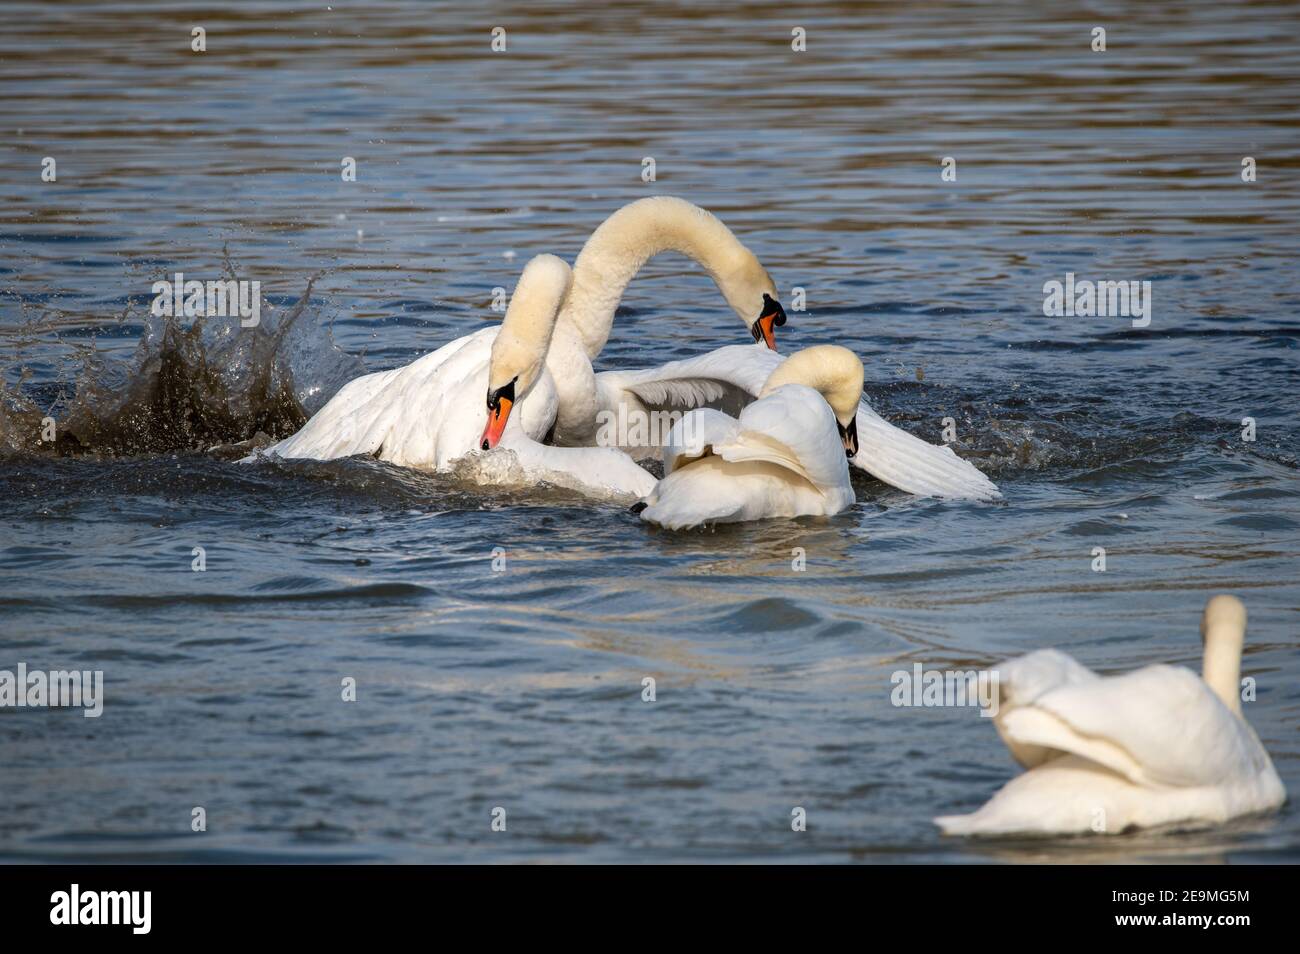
[[852, 403, 1000, 501], [638, 461, 748, 530], [933, 813, 984, 836]]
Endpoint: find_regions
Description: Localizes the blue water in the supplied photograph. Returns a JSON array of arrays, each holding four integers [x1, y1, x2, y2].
[[0, 1, 1297, 862]]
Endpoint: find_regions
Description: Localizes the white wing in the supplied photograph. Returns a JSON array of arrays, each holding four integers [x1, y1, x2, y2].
[[597, 343, 778, 419], [852, 400, 1000, 501], [600, 344, 998, 500], [261, 327, 555, 471], [720, 385, 850, 493], [994, 653, 1269, 789], [639, 386, 853, 529], [662, 408, 740, 474], [996, 648, 1099, 709], [992, 648, 1100, 767]]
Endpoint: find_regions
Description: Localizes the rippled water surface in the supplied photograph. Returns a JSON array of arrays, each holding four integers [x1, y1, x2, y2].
[[1, 1, 1297, 862]]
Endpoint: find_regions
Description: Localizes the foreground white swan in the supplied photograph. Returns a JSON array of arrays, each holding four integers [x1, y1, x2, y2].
[[256, 255, 655, 499], [604, 344, 1000, 501], [934, 595, 1286, 836], [635, 346, 862, 528], [261, 197, 787, 473]]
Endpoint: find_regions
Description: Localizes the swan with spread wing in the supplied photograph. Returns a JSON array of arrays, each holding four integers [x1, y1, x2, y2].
[[606, 343, 999, 501], [252, 254, 656, 499], [255, 197, 787, 496]]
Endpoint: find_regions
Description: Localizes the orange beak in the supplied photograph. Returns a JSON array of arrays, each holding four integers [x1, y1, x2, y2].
[[750, 295, 788, 352], [754, 311, 779, 351], [479, 395, 513, 450]]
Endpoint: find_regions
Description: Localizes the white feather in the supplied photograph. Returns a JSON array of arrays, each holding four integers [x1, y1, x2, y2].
[[600, 344, 999, 500], [639, 383, 854, 529], [248, 260, 654, 502]]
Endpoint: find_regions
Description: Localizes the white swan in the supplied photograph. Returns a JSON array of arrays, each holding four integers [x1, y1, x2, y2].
[[547, 196, 788, 448], [934, 595, 1286, 836], [257, 254, 655, 499], [603, 344, 1000, 500], [634, 345, 863, 528], [259, 197, 787, 482]]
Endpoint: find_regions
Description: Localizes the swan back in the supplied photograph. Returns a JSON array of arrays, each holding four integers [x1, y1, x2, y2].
[[562, 196, 778, 359], [997, 664, 1266, 788], [730, 384, 853, 493], [758, 345, 864, 425]]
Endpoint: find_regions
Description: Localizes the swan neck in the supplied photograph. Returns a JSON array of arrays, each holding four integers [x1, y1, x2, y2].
[[489, 254, 571, 394], [559, 198, 750, 360], [544, 324, 599, 444], [1202, 634, 1242, 715]]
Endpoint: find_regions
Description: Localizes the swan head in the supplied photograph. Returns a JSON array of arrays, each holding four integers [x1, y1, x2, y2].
[[758, 345, 865, 457], [480, 254, 572, 451], [1200, 594, 1246, 714], [717, 253, 786, 351]]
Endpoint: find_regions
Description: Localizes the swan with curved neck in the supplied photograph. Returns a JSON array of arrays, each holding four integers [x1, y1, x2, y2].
[[561, 196, 786, 359], [934, 594, 1286, 836], [487, 196, 788, 449], [635, 345, 864, 529], [478, 255, 569, 450]]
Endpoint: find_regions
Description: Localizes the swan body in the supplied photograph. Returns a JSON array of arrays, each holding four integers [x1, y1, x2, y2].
[[602, 344, 1000, 500], [934, 595, 1286, 836], [258, 255, 655, 500], [264, 327, 546, 471], [636, 346, 862, 528]]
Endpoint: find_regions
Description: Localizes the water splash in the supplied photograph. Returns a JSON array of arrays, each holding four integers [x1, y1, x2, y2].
[[0, 269, 363, 457]]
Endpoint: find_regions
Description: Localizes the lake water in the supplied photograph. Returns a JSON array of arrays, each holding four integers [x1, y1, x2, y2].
[[0, 1, 1297, 862]]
